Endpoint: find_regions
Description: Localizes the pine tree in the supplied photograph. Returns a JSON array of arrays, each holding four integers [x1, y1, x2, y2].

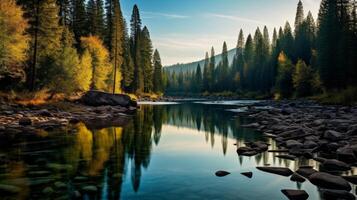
[[140, 26, 154, 93], [232, 29, 245, 90], [276, 52, 294, 98], [72, 0, 87, 45], [87, 0, 105, 40], [121, 21, 134, 92], [130, 5, 143, 93], [272, 28, 278, 48], [153, 49, 163, 93], [293, 59, 313, 97], [209, 47, 215, 91], [244, 34, 254, 90], [203, 52, 210, 91], [57, 0, 72, 26], [294, 0, 305, 35], [218, 42, 229, 91], [195, 64, 203, 93], [109, 0, 125, 94]]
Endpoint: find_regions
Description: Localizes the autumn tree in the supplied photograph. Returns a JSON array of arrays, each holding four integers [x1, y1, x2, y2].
[[0, 0, 29, 86]]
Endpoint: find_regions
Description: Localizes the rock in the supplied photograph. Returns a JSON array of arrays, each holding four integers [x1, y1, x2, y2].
[[28, 178, 55, 186], [241, 172, 253, 178], [342, 175, 357, 184], [337, 146, 357, 163], [286, 140, 303, 149], [54, 181, 67, 189], [324, 130, 344, 141], [81, 185, 98, 193], [296, 167, 318, 178], [215, 171, 230, 177], [309, 172, 352, 191], [46, 163, 73, 172], [321, 189, 355, 200], [19, 117, 32, 126], [0, 184, 21, 194], [281, 107, 294, 115], [250, 141, 269, 152], [239, 151, 258, 156], [303, 141, 318, 149], [39, 109, 53, 117], [74, 176, 89, 182], [281, 189, 309, 200], [80, 91, 137, 107], [275, 154, 297, 160], [241, 123, 260, 128], [313, 119, 325, 126], [322, 159, 351, 171], [42, 187, 54, 195], [290, 173, 306, 183], [73, 190, 81, 199], [256, 167, 293, 177], [28, 171, 51, 177], [313, 157, 327, 163]]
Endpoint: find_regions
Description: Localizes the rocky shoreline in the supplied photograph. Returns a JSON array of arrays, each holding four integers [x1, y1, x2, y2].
[[234, 100, 357, 199], [0, 91, 137, 143]]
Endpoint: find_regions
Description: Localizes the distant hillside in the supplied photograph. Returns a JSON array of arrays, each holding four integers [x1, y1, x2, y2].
[[164, 48, 237, 74]]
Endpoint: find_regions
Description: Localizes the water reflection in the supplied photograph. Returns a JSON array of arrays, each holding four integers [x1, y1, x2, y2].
[[0, 103, 355, 199]]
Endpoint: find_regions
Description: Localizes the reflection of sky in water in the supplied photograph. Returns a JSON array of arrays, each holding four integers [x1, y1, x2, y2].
[[1, 102, 356, 200]]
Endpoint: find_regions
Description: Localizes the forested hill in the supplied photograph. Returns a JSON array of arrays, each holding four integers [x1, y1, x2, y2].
[[164, 48, 237, 74]]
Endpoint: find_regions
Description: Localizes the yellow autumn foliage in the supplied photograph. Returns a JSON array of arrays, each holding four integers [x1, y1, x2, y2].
[[81, 36, 112, 92], [0, 0, 29, 74]]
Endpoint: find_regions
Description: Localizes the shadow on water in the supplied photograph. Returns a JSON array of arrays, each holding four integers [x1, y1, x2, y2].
[[0, 102, 355, 199]]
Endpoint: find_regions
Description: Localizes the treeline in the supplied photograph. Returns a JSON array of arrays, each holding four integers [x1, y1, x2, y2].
[[0, 0, 164, 95], [165, 0, 357, 99]]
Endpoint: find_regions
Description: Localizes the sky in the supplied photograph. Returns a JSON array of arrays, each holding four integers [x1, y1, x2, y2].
[[120, 0, 322, 66]]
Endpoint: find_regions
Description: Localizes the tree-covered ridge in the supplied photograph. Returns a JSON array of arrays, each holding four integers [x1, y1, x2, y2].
[[165, 0, 357, 101], [0, 0, 164, 95]]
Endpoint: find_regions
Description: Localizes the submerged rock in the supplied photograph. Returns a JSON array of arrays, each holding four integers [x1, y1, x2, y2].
[[241, 172, 253, 178], [215, 171, 230, 177], [281, 189, 309, 200], [309, 172, 351, 191], [256, 167, 293, 177]]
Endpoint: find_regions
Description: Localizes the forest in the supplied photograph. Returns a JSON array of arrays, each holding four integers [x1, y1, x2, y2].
[[164, 0, 357, 103], [0, 0, 164, 97]]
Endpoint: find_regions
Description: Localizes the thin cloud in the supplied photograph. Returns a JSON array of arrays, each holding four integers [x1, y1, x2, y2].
[[207, 13, 269, 25], [142, 11, 190, 19]]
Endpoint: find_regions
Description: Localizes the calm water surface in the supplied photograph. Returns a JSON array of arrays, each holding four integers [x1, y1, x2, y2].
[[0, 102, 356, 199]]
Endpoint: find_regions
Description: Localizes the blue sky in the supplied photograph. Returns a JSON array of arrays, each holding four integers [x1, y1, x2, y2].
[[120, 0, 321, 66]]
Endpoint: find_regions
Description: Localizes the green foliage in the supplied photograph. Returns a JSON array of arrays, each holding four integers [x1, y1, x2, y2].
[[276, 52, 294, 98], [153, 49, 163, 93], [293, 59, 314, 97]]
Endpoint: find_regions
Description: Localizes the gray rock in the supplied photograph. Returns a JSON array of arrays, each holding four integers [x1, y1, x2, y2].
[[290, 173, 306, 183], [241, 123, 260, 128], [342, 175, 357, 184], [275, 154, 297, 160], [322, 159, 351, 171], [54, 181, 67, 189], [321, 189, 355, 200], [215, 171, 230, 177], [42, 187, 54, 195], [309, 172, 352, 191], [296, 167, 318, 178], [324, 130, 344, 141], [303, 141, 318, 149], [286, 140, 303, 149], [337, 146, 357, 163], [256, 167, 293, 177], [281, 189, 309, 200]]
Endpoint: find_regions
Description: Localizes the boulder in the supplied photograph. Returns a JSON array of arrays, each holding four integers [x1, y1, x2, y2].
[[324, 130, 344, 141], [309, 172, 351, 191], [80, 91, 137, 107], [241, 123, 260, 128], [290, 173, 306, 183], [337, 146, 357, 163], [296, 167, 317, 178], [256, 167, 293, 177], [342, 175, 357, 184], [275, 154, 297, 160], [19, 117, 32, 126], [322, 159, 351, 171], [0, 184, 21, 194], [321, 189, 355, 200], [303, 141, 318, 149], [286, 140, 303, 149], [281, 189, 309, 200], [215, 171, 230, 177], [81, 185, 98, 193]]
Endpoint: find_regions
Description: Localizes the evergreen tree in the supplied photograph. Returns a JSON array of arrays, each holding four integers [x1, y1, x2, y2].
[[72, 0, 87, 45], [272, 28, 278, 49], [153, 49, 163, 93], [130, 5, 143, 93], [218, 42, 229, 91], [121, 21, 134, 92], [203, 52, 210, 91], [276, 52, 294, 98], [294, 0, 305, 35], [244, 34, 254, 90], [195, 64, 203, 93], [57, 0, 72, 26], [140, 26, 154, 93], [293, 59, 313, 97], [87, 0, 105, 40], [209, 47, 215, 91]]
